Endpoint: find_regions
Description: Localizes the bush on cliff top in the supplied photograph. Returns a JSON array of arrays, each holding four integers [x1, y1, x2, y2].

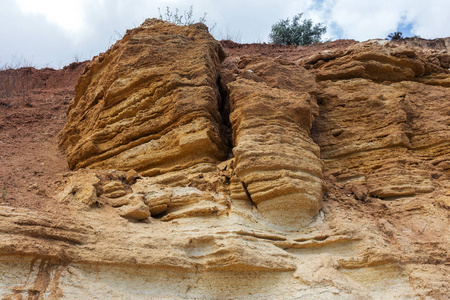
[[387, 31, 404, 40], [158, 6, 206, 26], [269, 13, 326, 46], [158, 6, 216, 32]]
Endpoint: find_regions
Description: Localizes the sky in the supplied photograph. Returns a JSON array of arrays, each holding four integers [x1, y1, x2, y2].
[[1, 0, 450, 68]]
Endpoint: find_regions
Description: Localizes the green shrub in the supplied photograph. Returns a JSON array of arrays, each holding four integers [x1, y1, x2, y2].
[[269, 13, 326, 46], [387, 31, 404, 40]]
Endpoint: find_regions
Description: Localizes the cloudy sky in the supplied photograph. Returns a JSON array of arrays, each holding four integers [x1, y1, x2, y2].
[[1, 0, 450, 68]]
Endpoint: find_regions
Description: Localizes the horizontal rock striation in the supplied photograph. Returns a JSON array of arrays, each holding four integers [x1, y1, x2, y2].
[[221, 57, 323, 229], [302, 40, 450, 81], [59, 20, 325, 229], [3, 22, 442, 299], [59, 19, 228, 177], [309, 41, 450, 200]]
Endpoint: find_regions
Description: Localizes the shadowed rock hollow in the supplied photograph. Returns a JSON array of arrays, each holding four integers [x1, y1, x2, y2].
[[1, 19, 449, 299]]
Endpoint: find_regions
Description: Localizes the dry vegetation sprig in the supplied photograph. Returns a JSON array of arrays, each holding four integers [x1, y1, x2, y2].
[[0, 60, 33, 115], [158, 6, 216, 32], [0, 54, 35, 71]]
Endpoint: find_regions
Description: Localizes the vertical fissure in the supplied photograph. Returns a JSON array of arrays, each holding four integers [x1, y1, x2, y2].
[[241, 180, 256, 207], [217, 75, 233, 159]]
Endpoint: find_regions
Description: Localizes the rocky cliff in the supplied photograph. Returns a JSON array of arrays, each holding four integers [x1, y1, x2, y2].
[[1, 19, 449, 299]]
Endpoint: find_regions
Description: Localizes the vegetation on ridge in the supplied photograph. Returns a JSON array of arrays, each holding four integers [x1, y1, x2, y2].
[[387, 31, 404, 40], [269, 13, 327, 46]]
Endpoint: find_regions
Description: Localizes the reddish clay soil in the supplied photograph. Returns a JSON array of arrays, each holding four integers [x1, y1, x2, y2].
[[221, 39, 357, 61], [0, 40, 357, 212], [0, 62, 88, 212]]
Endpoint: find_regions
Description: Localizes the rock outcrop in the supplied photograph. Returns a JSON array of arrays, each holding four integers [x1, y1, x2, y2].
[[306, 41, 450, 201], [58, 19, 325, 229], [59, 19, 228, 178], [221, 56, 323, 229], [1, 21, 449, 299]]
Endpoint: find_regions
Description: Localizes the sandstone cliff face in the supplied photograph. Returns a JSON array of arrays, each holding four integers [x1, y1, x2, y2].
[[59, 20, 228, 178], [305, 41, 450, 202], [58, 19, 324, 230], [222, 57, 323, 229], [1, 20, 449, 299]]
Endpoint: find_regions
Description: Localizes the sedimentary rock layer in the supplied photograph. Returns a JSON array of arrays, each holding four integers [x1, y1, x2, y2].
[[59, 21, 325, 229], [221, 57, 323, 229], [59, 19, 228, 177], [308, 41, 450, 201], [3, 23, 441, 299]]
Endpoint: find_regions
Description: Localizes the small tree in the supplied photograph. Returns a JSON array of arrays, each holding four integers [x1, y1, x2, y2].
[[387, 31, 404, 40], [269, 13, 326, 46]]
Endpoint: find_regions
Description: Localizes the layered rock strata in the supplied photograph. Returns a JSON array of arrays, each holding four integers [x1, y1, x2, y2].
[[58, 20, 324, 228], [1, 23, 449, 299], [59, 19, 228, 177], [221, 57, 323, 229], [306, 41, 450, 201]]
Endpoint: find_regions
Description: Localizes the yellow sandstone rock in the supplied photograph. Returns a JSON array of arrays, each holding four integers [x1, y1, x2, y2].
[[221, 56, 323, 229], [2, 22, 448, 299], [59, 19, 228, 180]]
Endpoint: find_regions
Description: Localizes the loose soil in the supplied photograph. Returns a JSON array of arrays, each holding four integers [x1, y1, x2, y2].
[[0, 62, 87, 212]]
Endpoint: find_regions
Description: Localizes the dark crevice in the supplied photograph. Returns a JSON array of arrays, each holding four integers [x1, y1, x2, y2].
[[150, 210, 168, 219], [217, 75, 233, 159], [310, 112, 321, 146], [241, 180, 256, 207]]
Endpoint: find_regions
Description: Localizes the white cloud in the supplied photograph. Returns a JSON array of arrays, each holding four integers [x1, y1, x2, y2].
[[0, 0, 73, 68], [306, 0, 450, 41], [16, 0, 85, 32], [3, 0, 450, 68], [407, 1, 450, 38]]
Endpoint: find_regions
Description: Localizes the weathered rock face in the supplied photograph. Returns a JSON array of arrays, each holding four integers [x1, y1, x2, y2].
[[59, 19, 228, 177], [58, 19, 324, 229], [1, 22, 449, 299], [306, 41, 450, 202], [221, 57, 323, 229]]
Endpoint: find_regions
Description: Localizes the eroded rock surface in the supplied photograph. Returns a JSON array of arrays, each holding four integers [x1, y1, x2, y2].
[[59, 19, 228, 178], [221, 56, 323, 229], [58, 19, 325, 229], [1, 22, 449, 299], [308, 41, 450, 202]]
